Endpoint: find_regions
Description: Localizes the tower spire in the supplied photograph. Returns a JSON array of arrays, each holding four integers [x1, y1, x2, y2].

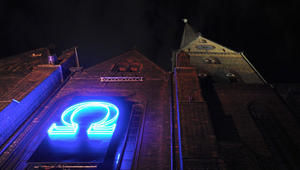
[[180, 18, 198, 48]]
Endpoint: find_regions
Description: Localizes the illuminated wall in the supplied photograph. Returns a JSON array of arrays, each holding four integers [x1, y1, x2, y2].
[[28, 98, 132, 168], [0, 68, 62, 146]]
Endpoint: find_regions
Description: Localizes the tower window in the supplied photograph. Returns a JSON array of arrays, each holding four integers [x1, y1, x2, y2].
[[198, 73, 209, 82], [198, 73, 208, 78], [225, 72, 236, 78], [203, 57, 220, 64], [225, 72, 238, 83], [199, 39, 207, 43]]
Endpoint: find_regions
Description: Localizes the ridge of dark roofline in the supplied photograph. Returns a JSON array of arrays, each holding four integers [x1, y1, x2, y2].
[[121, 49, 168, 74], [92, 49, 167, 74]]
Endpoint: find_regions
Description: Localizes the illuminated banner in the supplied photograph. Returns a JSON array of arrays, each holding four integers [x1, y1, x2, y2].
[[48, 101, 119, 136]]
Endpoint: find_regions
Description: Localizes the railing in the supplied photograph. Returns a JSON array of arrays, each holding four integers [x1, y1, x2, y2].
[[100, 77, 144, 82]]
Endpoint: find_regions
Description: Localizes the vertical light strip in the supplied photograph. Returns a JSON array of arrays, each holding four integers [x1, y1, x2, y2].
[[174, 69, 184, 170]]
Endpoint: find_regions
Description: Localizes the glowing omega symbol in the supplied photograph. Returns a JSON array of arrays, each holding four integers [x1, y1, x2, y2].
[[48, 102, 119, 135]]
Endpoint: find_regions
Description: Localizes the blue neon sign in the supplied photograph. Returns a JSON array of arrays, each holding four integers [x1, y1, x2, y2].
[[48, 102, 119, 136]]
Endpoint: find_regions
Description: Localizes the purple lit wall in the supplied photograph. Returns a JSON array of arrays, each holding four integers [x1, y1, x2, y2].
[[0, 68, 62, 146]]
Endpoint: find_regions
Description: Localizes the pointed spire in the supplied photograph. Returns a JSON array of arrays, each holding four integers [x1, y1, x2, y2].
[[180, 19, 199, 48]]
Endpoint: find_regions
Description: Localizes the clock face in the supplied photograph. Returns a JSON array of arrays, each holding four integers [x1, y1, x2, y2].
[[196, 45, 215, 50]]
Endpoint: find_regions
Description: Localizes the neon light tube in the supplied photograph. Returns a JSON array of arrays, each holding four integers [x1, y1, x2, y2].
[[48, 102, 119, 136]]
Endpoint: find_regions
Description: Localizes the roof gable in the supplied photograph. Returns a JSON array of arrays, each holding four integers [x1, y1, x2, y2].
[[84, 50, 167, 79]]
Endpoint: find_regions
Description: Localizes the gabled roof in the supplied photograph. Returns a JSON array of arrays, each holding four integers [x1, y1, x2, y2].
[[83, 50, 167, 79]]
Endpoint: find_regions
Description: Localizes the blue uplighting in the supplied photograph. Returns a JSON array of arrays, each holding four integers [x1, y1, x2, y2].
[[116, 153, 121, 165], [48, 101, 119, 136]]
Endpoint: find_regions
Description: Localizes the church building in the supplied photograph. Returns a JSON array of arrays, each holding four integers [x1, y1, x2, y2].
[[0, 21, 299, 170]]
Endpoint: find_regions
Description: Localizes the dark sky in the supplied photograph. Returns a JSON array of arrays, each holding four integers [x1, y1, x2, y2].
[[1, 0, 299, 83]]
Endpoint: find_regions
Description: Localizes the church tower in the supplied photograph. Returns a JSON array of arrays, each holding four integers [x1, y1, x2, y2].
[[173, 19, 266, 84], [172, 19, 300, 170]]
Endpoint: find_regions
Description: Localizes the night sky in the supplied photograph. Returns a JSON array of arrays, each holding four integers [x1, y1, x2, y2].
[[1, 0, 299, 83]]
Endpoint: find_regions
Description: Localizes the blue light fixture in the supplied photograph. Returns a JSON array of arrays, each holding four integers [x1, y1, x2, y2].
[[48, 101, 119, 136]]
